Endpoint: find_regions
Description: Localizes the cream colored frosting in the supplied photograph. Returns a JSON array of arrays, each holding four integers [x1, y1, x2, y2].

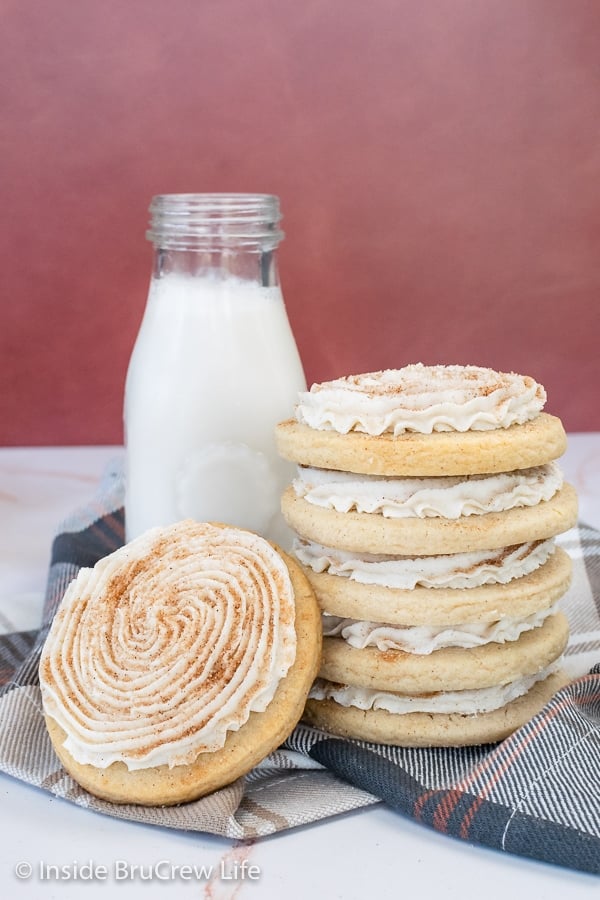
[[321, 604, 558, 653], [295, 364, 546, 435], [294, 537, 555, 590], [39, 520, 296, 770], [309, 662, 561, 715], [293, 463, 562, 519]]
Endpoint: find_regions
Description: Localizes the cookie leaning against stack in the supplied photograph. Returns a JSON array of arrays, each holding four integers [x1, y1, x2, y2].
[[275, 364, 578, 747], [39, 520, 321, 805]]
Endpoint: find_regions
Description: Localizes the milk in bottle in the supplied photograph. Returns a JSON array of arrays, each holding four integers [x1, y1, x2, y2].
[[124, 194, 306, 544]]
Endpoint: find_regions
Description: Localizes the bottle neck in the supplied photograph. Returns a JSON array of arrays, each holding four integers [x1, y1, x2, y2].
[[152, 246, 280, 286], [147, 193, 283, 286]]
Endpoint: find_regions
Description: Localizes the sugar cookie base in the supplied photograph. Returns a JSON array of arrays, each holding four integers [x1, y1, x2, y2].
[[282, 483, 578, 555], [276, 413, 567, 476], [319, 612, 569, 693]]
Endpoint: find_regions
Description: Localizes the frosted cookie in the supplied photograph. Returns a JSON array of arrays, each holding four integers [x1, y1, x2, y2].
[[276, 364, 566, 476], [281, 482, 578, 555], [39, 520, 321, 806], [295, 541, 573, 626], [303, 669, 569, 747], [278, 365, 577, 552], [318, 611, 569, 693]]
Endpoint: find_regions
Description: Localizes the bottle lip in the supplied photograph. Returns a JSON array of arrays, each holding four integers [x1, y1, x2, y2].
[[146, 193, 284, 250]]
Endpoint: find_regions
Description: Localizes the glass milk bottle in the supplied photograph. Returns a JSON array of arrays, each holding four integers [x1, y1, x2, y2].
[[124, 193, 306, 545]]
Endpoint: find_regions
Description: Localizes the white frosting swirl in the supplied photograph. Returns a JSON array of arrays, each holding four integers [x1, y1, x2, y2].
[[39, 520, 296, 770], [294, 538, 555, 590], [296, 364, 546, 435], [310, 663, 561, 715], [321, 604, 558, 653], [293, 463, 562, 519]]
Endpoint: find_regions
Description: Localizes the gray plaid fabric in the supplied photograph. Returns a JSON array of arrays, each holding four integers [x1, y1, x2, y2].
[[0, 462, 598, 874]]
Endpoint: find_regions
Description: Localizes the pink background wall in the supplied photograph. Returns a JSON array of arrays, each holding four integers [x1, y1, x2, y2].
[[2, 0, 599, 445]]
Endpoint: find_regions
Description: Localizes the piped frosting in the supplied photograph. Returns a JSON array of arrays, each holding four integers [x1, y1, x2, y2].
[[294, 537, 555, 590], [295, 364, 546, 435], [293, 462, 562, 519], [39, 521, 296, 770]]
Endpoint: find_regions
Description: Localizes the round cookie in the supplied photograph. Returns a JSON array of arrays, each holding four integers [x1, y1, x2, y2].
[[303, 670, 569, 747], [319, 611, 569, 693], [302, 546, 572, 626], [276, 413, 567, 477], [41, 529, 321, 806], [282, 483, 578, 555]]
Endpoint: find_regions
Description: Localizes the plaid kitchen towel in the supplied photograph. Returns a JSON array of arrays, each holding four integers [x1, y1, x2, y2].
[[0, 461, 598, 875]]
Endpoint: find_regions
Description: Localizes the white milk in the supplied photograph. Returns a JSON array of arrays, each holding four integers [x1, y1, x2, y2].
[[124, 272, 306, 544]]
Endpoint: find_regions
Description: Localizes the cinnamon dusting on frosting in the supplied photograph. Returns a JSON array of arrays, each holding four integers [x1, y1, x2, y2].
[[39, 520, 296, 771], [296, 364, 546, 435]]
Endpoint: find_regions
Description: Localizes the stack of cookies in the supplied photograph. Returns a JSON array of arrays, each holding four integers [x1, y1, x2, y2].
[[276, 364, 578, 746]]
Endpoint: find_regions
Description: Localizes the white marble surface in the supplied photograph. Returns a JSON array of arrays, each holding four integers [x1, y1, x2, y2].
[[0, 440, 599, 899]]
